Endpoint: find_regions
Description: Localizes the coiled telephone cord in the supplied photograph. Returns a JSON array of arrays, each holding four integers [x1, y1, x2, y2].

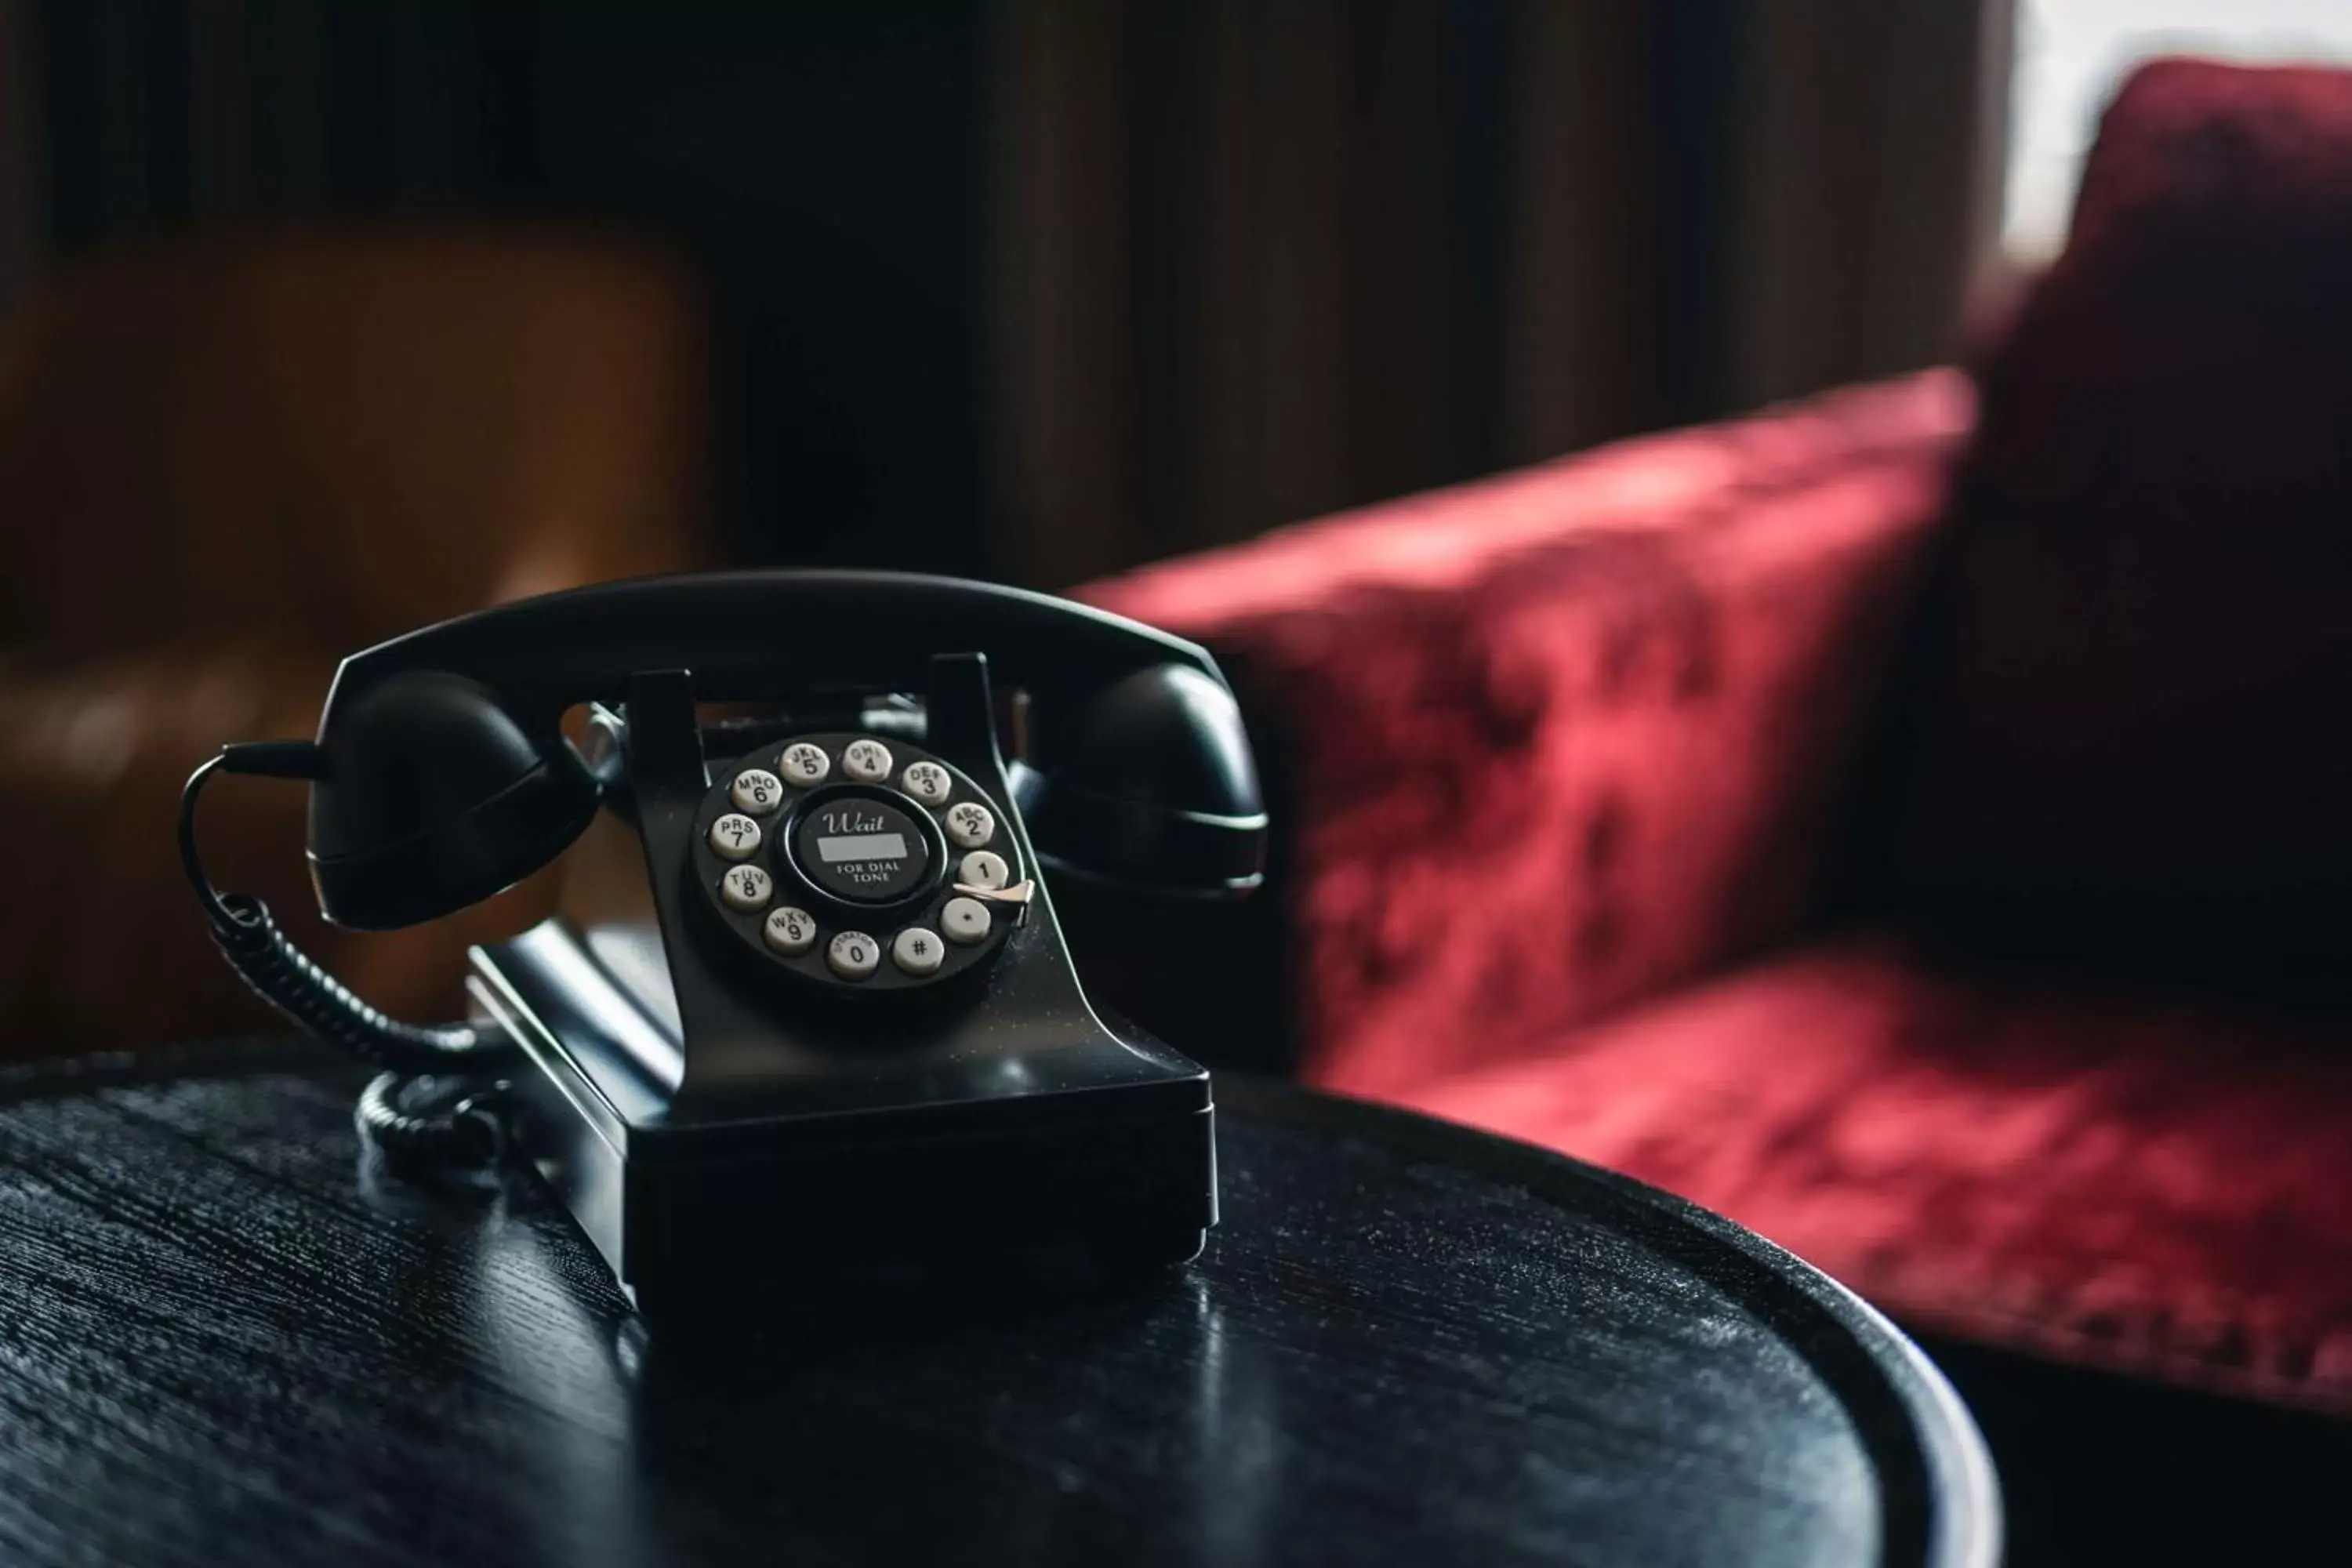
[[179, 748, 516, 1171]]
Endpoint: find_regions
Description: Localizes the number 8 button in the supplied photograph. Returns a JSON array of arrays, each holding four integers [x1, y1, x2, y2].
[[944, 801, 995, 848]]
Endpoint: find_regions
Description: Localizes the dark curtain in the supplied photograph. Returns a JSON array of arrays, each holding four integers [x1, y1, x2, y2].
[[996, 0, 2010, 586], [9, 0, 2008, 587]]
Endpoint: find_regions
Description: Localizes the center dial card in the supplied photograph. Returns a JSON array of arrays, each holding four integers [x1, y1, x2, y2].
[[688, 731, 1020, 993]]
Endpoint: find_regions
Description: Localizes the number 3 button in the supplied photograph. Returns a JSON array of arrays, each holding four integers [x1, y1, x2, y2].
[[944, 801, 995, 848]]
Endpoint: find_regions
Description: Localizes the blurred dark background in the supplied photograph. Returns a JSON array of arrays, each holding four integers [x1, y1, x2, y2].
[[0, 0, 2004, 586]]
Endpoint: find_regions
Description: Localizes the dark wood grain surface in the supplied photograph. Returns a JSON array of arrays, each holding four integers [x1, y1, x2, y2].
[[0, 1042, 1994, 1567]]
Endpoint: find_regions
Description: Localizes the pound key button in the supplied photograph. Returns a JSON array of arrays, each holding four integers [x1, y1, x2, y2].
[[827, 931, 882, 980], [891, 927, 945, 976]]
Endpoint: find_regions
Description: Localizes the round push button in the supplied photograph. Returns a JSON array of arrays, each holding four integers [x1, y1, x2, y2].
[[957, 850, 1010, 891], [778, 742, 830, 786], [827, 931, 881, 980], [891, 927, 945, 976], [730, 768, 786, 815], [941, 896, 993, 946], [901, 761, 953, 804], [792, 795, 932, 905], [943, 800, 996, 849], [841, 739, 894, 783], [708, 813, 763, 861], [763, 906, 818, 955], [719, 863, 773, 912]]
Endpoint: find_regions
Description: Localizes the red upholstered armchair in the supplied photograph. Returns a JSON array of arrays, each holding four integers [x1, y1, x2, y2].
[[1082, 61, 2352, 1418]]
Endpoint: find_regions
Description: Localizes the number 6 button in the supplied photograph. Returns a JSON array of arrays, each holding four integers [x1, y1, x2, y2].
[[944, 801, 995, 848], [730, 768, 784, 815]]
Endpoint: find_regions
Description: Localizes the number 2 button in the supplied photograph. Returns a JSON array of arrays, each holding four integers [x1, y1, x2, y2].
[[944, 801, 995, 848]]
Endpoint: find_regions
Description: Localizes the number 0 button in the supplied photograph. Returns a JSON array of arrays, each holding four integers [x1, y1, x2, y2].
[[827, 931, 881, 979], [944, 801, 995, 848], [763, 906, 817, 955], [842, 739, 893, 782], [709, 813, 763, 860], [720, 864, 773, 912], [730, 768, 784, 815]]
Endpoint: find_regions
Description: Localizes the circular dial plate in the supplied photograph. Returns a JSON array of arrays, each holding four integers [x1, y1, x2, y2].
[[690, 732, 1022, 992]]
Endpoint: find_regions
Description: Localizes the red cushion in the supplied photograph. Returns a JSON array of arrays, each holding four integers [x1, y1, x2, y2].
[[1891, 60, 2352, 969], [1391, 935, 2352, 1413]]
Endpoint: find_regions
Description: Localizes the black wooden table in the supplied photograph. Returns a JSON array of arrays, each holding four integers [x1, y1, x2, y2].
[[0, 1042, 1996, 1567]]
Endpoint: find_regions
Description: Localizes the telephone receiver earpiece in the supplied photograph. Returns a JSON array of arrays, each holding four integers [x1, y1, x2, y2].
[[307, 672, 601, 931], [1019, 663, 1267, 898]]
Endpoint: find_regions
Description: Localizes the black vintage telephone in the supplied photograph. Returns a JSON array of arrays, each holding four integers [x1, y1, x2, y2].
[[180, 572, 1264, 1316]]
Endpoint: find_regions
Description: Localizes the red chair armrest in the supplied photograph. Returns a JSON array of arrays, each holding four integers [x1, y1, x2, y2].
[[1083, 370, 1972, 1094]]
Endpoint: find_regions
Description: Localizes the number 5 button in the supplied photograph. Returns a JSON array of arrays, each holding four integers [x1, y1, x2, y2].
[[944, 801, 995, 848]]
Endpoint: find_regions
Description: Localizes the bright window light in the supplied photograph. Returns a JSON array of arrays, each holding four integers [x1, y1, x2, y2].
[[2004, 0, 2352, 260]]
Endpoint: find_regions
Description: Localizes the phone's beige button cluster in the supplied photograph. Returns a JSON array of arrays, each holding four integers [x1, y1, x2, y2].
[[709, 813, 763, 860]]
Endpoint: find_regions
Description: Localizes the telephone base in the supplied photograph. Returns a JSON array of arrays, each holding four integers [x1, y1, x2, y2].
[[466, 918, 1218, 1316]]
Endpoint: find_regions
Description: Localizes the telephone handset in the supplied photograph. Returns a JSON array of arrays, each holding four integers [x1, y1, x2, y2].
[[183, 571, 1264, 1315]]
